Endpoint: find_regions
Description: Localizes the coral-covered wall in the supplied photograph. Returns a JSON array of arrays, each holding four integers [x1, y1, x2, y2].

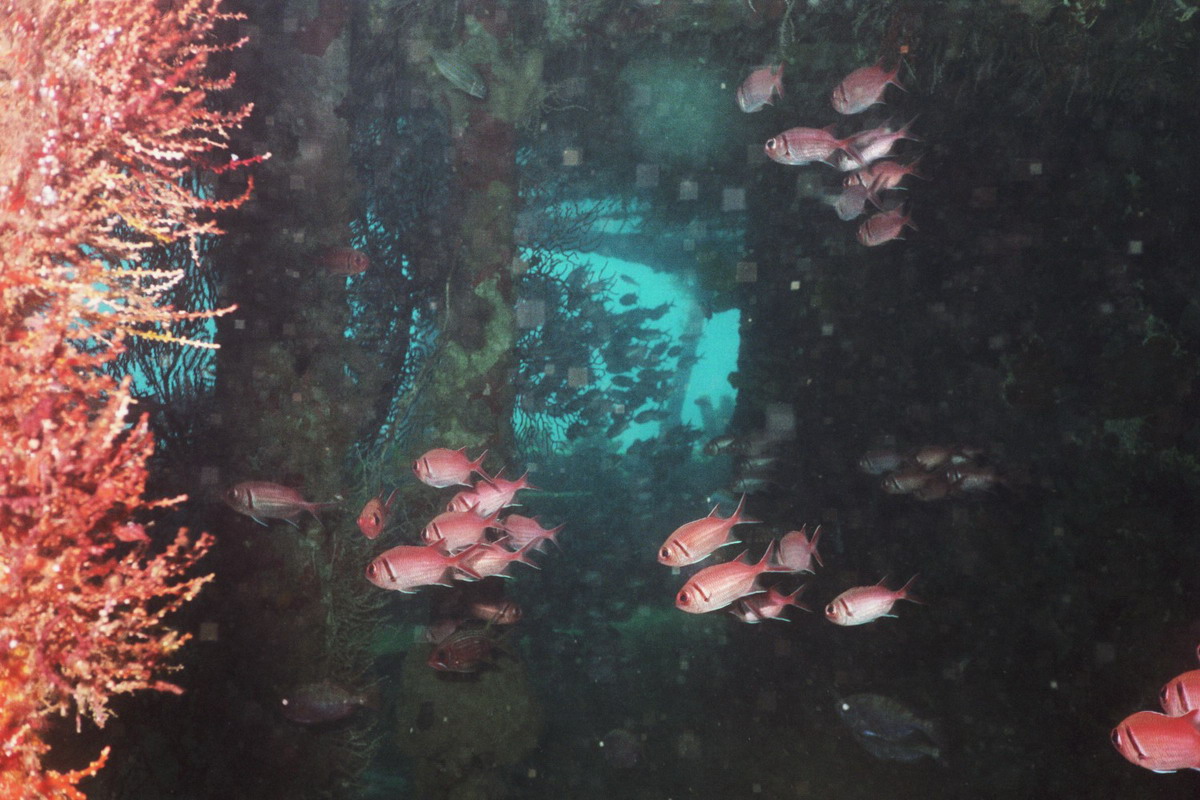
[[0, 1, 256, 794]]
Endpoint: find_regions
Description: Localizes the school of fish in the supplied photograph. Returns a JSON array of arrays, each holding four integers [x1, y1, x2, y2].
[[655, 493, 918, 627], [737, 57, 924, 246]]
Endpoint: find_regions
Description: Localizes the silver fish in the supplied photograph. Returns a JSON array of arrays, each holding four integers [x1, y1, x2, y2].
[[432, 49, 486, 99], [836, 693, 945, 763]]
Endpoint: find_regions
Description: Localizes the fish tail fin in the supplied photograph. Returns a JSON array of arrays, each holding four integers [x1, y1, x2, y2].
[[546, 523, 566, 550], [515, 470, 540, 492], [470, 450, 492, 483], [898, 573, 923, 604], [513, 540, 542, 571], [809, 525, 824, 567], [731, 493, 760, 526], [898, 114, 922, 142], [759, 540, 791, 573], [447, 545, 483, 582], [907, 155, 929, 182], [786, 584, 812, 612]]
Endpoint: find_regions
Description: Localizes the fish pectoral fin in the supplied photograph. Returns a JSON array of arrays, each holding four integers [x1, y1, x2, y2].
[[251, 516, 270, 527]]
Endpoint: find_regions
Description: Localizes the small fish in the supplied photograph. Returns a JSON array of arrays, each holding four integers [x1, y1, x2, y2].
[[834, 119, 921, 172], [431, 49, 486, 99], [657, 494, 758, 567], [413, 446, 490, 489], [317, 247, 369, 276], [881, 467, 932, 494], [421, 509, 502, 553], [357, 488, 399, 540], [675, 542, 792, 614], [859, 448, 907, 475], [1112, 709, 1200, 772], [764, 126, 860, 167], [845, 157, 925, 195], [499, 514, 564, 551], [826, 575, 920, 626], [778, 525, 823, 573], [945, 464, 1006, 492], [365, 544, 482, 594], [730, 585, 809, 623], [828, 183, 873, 221], [458, 538, 540, 581], [837, 693, 944, 763], [730, 475, 774, 494], [1162, 671, 1200, 717], [428, 628, 504, 673], [736, 63, 785, 113], [448, 469, 537, 517], [619, 293, 638, 305], [466, 598, 522, 625], [831, 61, 903, 115], [280, 681, 368, 725], [857, 205, 916, 247], [912, 444, 958, 472], [223, 481, 337, 527]]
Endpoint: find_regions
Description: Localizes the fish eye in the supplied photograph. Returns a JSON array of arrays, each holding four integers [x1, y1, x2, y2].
[[678, 591, 690, 605], [366, 563, 376, 578], [659, 546, 670, 559], [825, 604, 836, 616], [1110, 727, 1122, 748], [766, 138, 776, 149]]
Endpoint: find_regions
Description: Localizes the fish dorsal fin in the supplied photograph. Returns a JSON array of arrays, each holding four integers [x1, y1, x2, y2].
[[733, 548, 752, 565]]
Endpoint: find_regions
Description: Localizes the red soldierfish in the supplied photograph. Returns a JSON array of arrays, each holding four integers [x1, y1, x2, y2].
[[317, 247, 369, 276], [764, 127, 860, 167], [413, 446, 491, 489], [1161, 670, 1200, 717], [458, 538, 540, 580], [675, 542, 792, 614], [778, 525, 823, 574], [1112, 709, 1200, 772], [428, 628, 504, 673], [421, 509, 502, 553], [730, 585, 809, 623], [657, 493, 758, 567], [364, 544, 482, 593], [737, 63, 784, 113], [834, 119, 921, 171], [831, 61, 903, 115], [825, 575, 920, 626], [845, 158, 925, 196], [448, 469, 537, 516], [500, 514, 564, 552], [857, 205, 916, 247], [223, 481, 338, 527], [357, 487, 399, 539]]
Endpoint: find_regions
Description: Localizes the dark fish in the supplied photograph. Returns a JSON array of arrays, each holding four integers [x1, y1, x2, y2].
[[431, 49, 486, 99], [428, 628, 504, 673], [836, 693, 944, 763], [223, 481, 337, 527], [280, 681, 368, 725], [619, 293, 637, 305], [859, 448, 906, 475]]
